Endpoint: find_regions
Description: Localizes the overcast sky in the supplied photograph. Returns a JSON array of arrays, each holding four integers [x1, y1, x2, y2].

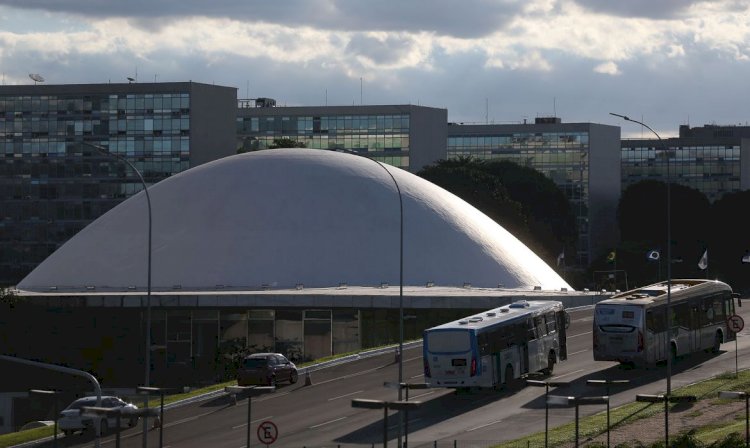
[[1, 0, 749, 137]]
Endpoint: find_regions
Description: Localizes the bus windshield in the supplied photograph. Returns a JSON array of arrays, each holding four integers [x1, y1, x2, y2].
[[426, 330, 471, 353]]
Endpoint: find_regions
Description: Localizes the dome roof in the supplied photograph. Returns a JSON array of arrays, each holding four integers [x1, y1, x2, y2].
[[19, 149, 571, 292]]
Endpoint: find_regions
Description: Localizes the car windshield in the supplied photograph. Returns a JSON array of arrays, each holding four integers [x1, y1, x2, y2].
[[243, 358, 269, 368]]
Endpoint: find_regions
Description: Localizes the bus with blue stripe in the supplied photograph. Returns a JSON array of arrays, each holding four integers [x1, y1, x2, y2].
[[423, 300, 568, 389]]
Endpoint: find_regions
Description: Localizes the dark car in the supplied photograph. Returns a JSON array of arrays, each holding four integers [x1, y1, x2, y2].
[[237, 353, 298, 386]]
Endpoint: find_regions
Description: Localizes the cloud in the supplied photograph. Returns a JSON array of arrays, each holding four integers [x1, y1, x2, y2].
[[0, 0, 523, 38], [571, 0, 707, 19], [594, 61, 621, 75]]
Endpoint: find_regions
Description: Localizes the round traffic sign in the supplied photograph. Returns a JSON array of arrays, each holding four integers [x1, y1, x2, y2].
[[257, 420, 278, 445], [727, 314, 745, 333]]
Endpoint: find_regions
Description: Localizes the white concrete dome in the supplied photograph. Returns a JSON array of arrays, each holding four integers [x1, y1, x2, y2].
[[19, 149, 571, 292]]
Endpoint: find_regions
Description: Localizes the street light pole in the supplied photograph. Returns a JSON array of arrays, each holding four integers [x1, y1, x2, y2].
[[83, 141, 153, 447], [609, 114, 672, 394], [341, 149, 404, 445]]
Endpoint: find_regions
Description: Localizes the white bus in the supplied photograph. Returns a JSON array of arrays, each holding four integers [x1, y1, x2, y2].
[[423, 300, 568, 389], [593, 279, 738, 365]]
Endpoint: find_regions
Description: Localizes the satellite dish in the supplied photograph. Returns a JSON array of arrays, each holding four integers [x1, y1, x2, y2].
[[126, 77, 135, 83], [29, 73, 45, 83]]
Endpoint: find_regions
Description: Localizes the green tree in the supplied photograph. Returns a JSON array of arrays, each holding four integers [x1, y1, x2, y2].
[[269, 138, 306, 149], [418, 157, 576, 268], [616, 180, 711, 286], [707, 190, 750, 292]]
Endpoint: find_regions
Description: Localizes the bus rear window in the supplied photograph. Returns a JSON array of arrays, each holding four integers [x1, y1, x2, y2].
[[426, 331, 471, 353]]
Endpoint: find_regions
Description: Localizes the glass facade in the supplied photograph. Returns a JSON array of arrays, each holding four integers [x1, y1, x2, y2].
[[447, 131, 591, 264], [621, 142, 741, 202], [236, 113, 411, 169], [0, 91, 192, 285]]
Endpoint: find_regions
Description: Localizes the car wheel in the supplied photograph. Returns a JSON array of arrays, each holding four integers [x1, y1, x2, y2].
[[269, 376, 276, 387], [290, 370, 298, 384], [63, 430, 73, 437]]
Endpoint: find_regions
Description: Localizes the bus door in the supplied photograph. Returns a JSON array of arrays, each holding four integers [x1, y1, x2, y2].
[[556, 310, 568, 360], [690, 302, 704, 351], [725, 294, 738, 342], [672, 303, 691, 356], [646, 308, 666, 363]]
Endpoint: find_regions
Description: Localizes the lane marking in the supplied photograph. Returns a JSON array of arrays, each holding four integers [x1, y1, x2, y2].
[[232, 416, 273, 429], [550, 369, 585, 380], [328, 390, 364, 401], [466, 419, 503, 432], [406, 356, 422, 362], [568, 331, 593, 339], [410, 373, 424, 379], [410, 391, 435, 400], [568, 349, 589, 356], [310, 416, 347, 429]]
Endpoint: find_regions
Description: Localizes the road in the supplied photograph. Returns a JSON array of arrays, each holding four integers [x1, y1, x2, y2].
[[49, 304, 750, 448]]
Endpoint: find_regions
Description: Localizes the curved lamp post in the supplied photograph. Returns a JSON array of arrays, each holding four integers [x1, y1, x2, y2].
[[610, 113, 672, 443], [609, 113, 671, 391], [339, 149, 405, 445], [83, 142, 153, 447]]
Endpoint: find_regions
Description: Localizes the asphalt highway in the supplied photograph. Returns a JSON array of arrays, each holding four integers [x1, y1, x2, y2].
[[51, 304, 750, 448]]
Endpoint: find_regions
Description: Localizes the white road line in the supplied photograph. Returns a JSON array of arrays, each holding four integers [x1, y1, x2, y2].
[[466, 419, 503, 432], [568, 349, 589, 356], [311, 366, 382, 387], [310, 416, 347, 429], [410, 391, 435, 400], [410, 373, 424, 379], [232, 416, 273, 429], [405, 356, 422, 362], [255, 391, 289, 402], [550, 369, 585, 380], [328, 390, 364, 401], [568, 331, 593, 339]]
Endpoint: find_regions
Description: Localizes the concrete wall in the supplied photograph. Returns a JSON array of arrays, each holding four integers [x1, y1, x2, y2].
[[189, 83, 238, 167], [588, 124, 622, 261], [409, 106, 448, 172]]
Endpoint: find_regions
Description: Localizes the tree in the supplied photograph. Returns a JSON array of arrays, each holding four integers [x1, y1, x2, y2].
[[707, 190, 750, 292], [616, 180, 711, 286], [418, 157, 576, 267], [269, 138, 306, 149]]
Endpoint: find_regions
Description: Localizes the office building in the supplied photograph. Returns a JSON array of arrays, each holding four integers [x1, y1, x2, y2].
[[446, 117, 622, 265], [621, 124, 750, 201], [0, 82, 237, 285], [236, 102, 447, 172]]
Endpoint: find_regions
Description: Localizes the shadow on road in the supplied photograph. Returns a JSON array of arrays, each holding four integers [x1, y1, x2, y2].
[[334, 350, 723, 445]]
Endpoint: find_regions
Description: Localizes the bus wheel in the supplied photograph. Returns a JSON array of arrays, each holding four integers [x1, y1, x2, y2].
[[712, 331, 723, 353], [543, 352, 555, 375]]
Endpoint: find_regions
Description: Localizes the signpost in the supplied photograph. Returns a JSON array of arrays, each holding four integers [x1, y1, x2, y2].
[[728, 314, 744, 378], [257, 420, 278, 446]]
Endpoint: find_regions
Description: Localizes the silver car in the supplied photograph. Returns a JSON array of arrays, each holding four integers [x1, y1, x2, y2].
[[58, 396, 139, 436]]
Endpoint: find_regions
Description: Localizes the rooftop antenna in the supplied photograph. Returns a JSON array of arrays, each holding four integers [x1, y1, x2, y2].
[[29, 73, 45, 85], [154, 74, 158, 82], [360, 77, 363, 105], [553, 97, 557, 117], [246, 80, 250, 99], [325, 89, 328, 106], [485, 98, 489, 124]]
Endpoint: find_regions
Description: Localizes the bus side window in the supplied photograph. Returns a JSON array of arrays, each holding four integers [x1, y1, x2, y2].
[[545, 311, 557, 334], [673, 304, 690, 329], [534, 316, 546, 337], [647, 308, 666, 332], [527, 318, 538, 341]]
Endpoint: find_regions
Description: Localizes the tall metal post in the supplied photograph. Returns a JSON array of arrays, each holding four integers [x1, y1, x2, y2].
[[610, 113, 671, 444], [575, 400, 580, 448], [247, 391, 252, 448], [383, 405, 389, 448], [746, 394, 749, 448]]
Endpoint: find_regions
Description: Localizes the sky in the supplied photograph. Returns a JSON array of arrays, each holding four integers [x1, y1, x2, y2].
[[1, 0, 749, 137]]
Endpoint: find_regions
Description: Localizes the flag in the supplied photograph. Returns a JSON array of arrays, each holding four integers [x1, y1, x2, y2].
[[742, 252, 750, 264], [606, 251, 616, 264], [698, 249, 708, 270], [647, 250, 660, 261], [557, 251, 565, 267]]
